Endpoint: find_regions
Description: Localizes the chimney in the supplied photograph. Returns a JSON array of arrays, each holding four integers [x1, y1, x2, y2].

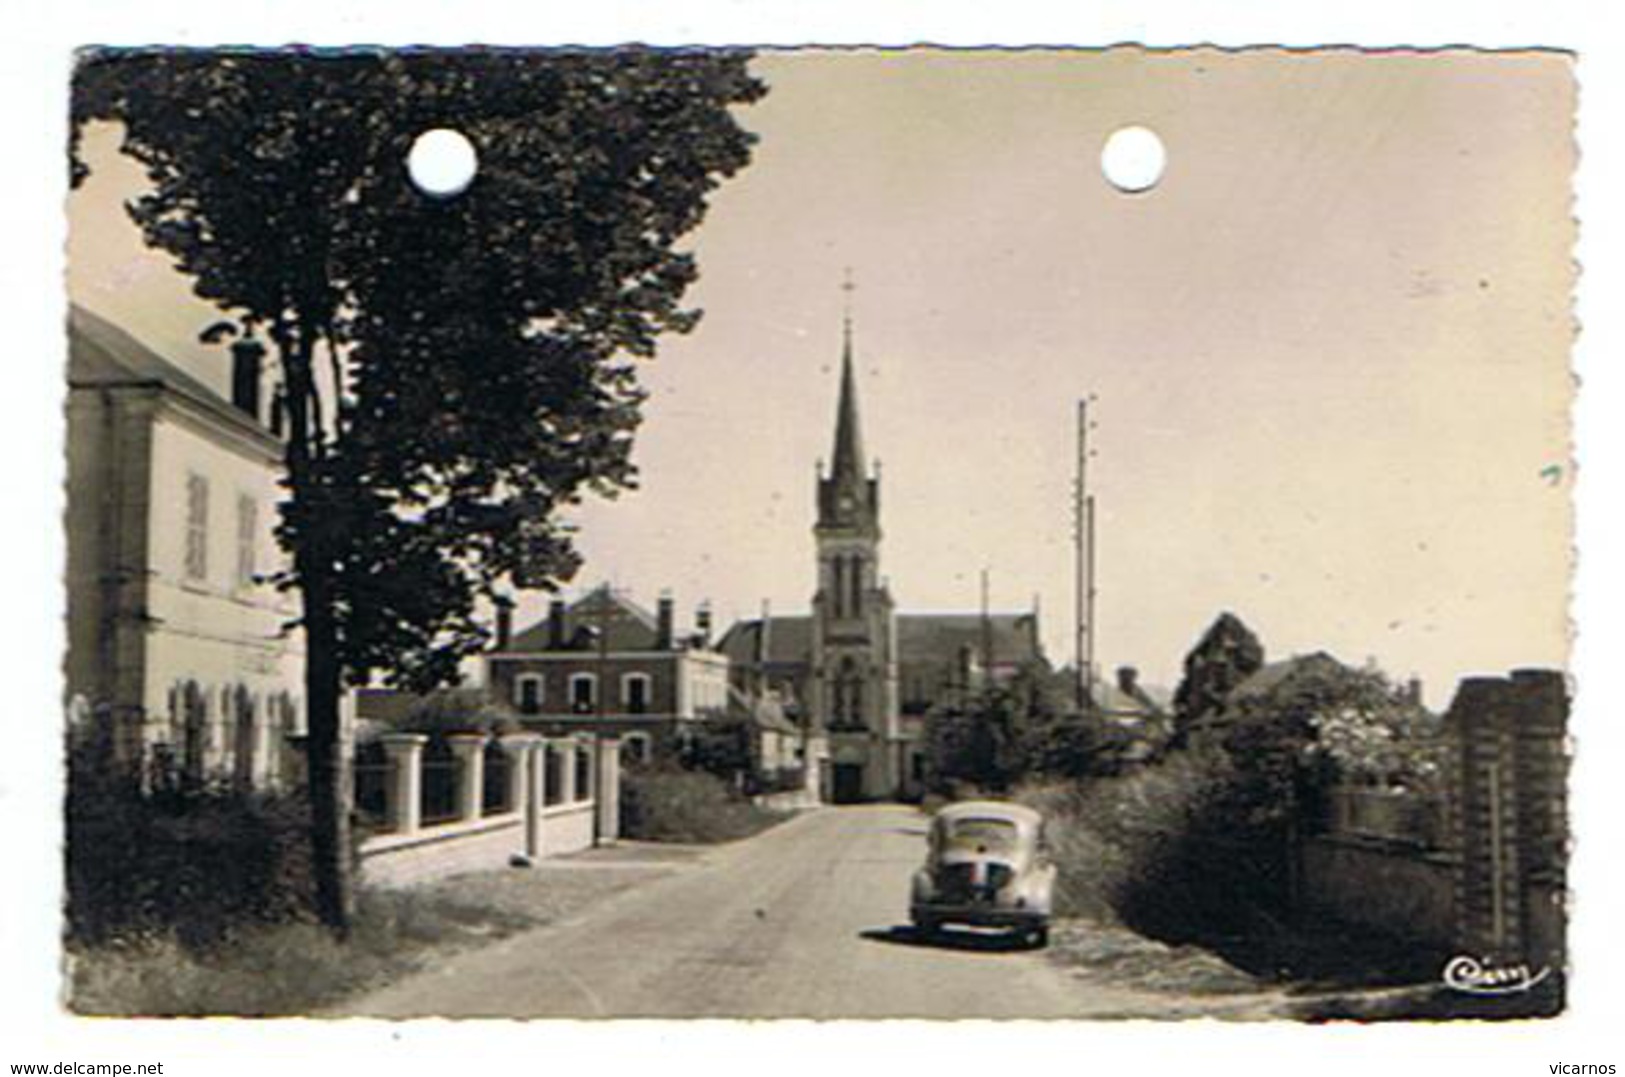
[[494, 599, 513, 651], [757, 600, 773, 667], [657, 592, 675, 650], [1117, 666, 1139, 696], [695, 601, 712, 647], [547, 599, 567, 650], [230, 338, 264, 422]]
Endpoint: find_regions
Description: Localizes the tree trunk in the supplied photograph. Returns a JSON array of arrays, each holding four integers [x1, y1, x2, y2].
[[302, 595, 354, 934], [279, 323, 355, 935]]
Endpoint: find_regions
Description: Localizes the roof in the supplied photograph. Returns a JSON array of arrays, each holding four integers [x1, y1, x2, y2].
[[68, 304, 277, 449], [1228, 651, 1349, 702], [727, 685, 800, 735], [717, 616, 814, 667], [1094, 679, 1171, 717], [935, 800, 1044, 826], [898, 614, 1045, 667], [1190, 651, 1355, 731], [717, 612, 1045, 670], [507, 585, 667, 653]]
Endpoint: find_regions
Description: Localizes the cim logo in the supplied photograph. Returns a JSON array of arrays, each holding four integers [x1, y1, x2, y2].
[[1441, 954, 1552, 996]]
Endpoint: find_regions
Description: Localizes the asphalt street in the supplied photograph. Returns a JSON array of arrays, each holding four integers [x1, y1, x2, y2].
[[343, 804, 1184, 1019]]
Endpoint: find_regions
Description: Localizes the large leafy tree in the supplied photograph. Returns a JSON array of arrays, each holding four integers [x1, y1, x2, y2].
[[925, 668, 1067, 793], [72, 48, 764, 931]]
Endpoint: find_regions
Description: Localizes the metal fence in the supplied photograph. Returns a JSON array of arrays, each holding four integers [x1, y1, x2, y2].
[[483, 740, 511, 816], [354, 742, 391, 830], [420, 740, 461, 826]]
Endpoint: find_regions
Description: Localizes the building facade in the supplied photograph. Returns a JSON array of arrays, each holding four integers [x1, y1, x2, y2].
[[484, 586, 732, 765], [65, 306, 307, 788]]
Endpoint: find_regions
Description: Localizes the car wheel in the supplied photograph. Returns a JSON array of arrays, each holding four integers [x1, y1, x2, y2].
[[1028, 925, 1050, 949]]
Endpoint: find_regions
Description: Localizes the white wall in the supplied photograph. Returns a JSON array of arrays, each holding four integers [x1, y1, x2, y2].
[[141, 408, 304, 779]]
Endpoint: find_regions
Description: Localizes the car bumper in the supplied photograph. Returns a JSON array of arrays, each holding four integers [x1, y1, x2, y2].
[[910, 902, 1048, 930]]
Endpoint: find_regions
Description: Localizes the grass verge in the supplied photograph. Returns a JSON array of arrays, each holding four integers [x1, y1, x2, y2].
[[67, 862, 663, 1016]]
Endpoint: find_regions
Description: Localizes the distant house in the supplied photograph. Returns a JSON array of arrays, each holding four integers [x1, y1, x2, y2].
[[1185, 650, 1352, 749], [65, 306, 308, 789], [1090, 665, 1174, 770], [484, 585, 732, 766], [729, 684, 817, 790]]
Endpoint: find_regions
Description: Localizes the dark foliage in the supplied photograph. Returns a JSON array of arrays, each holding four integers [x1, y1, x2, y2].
[[65, 747, 317, 949], [677, 714, 754, 780], [925, 668, 1077, 793], [618, 765, 782, 844]]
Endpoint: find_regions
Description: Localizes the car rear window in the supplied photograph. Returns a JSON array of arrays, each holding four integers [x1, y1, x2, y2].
[[943, 817, 1019, 853]]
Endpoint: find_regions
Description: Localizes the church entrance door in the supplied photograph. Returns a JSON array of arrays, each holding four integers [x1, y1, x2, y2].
[[831, 762, 865, 804]]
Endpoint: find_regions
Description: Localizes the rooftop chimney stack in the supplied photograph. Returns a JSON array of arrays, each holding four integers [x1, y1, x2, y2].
[[758, 600, 773, 666], [657, 592, 675, 651], [547, 599, 567, 650], [230, 338, 264, 422], [695, 601, 712, 647], [494, 599, 513, 651]]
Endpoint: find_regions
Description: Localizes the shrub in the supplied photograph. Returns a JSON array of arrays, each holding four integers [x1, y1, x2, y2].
[[395, 687, 520, 736], [619, 765, 784, 844], [1019, 746, 1289, 939], [65, 746, 317, 949]]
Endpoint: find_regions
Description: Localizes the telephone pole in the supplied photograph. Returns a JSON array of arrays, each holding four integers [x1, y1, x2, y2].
[[1073, 397, 1098, 711]]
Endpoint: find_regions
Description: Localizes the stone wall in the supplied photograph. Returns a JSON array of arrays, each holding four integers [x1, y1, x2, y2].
[[357, 731, 617, 888], [1300, 835, 1459, 949]]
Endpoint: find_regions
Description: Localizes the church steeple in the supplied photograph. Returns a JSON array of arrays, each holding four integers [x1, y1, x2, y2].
[[817, 276, 880, 536], [830, 331, 866, 486]]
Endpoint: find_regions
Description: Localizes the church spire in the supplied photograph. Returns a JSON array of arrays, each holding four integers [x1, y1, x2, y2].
[[831, 268, 866, 485], [816, 270, 880, 536], [831, 332, 867, 484]]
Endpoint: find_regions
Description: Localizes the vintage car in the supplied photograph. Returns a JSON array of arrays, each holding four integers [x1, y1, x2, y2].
[[909, 800, 1057, 946]]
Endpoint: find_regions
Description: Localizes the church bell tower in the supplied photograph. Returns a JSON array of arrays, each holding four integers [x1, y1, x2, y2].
[[810, 288, 899, 801]]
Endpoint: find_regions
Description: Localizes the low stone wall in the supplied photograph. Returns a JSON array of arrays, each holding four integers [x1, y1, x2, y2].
[[1301, 834, 1459, 949], [753, 788, 821, 812], [356, 731, 618, 888], [541, 801, 596, 858], [360, 814, 526, 888]]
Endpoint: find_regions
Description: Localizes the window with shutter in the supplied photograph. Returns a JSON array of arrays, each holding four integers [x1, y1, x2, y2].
[[184, 474, 209, 580]]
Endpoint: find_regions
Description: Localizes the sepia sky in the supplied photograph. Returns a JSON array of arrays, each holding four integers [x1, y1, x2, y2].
[[66, 47, 1576, 705]]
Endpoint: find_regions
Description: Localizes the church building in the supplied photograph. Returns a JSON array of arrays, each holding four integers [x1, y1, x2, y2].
[[719, 317, 1048, 803]]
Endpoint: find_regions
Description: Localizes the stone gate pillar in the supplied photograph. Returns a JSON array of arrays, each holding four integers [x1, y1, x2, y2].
[[498, 732, 537, 816], [525, 739, 548, 858], [447, 733, 487, 822], [595, 735, 622, 845], [553, 737, 577, 804], [379, 733, 428, 835], [1450, 670, 1569, 969]]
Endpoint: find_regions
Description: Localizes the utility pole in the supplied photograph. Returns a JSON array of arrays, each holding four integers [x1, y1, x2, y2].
[[1073, 397, 1098, 711], [980, 567, 994, 685]]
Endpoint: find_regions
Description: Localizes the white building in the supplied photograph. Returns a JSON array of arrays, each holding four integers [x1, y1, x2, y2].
[[65, 305, 307, 787]]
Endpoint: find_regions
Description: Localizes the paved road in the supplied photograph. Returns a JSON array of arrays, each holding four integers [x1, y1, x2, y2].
[[344, 804, 1179, 1019]]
